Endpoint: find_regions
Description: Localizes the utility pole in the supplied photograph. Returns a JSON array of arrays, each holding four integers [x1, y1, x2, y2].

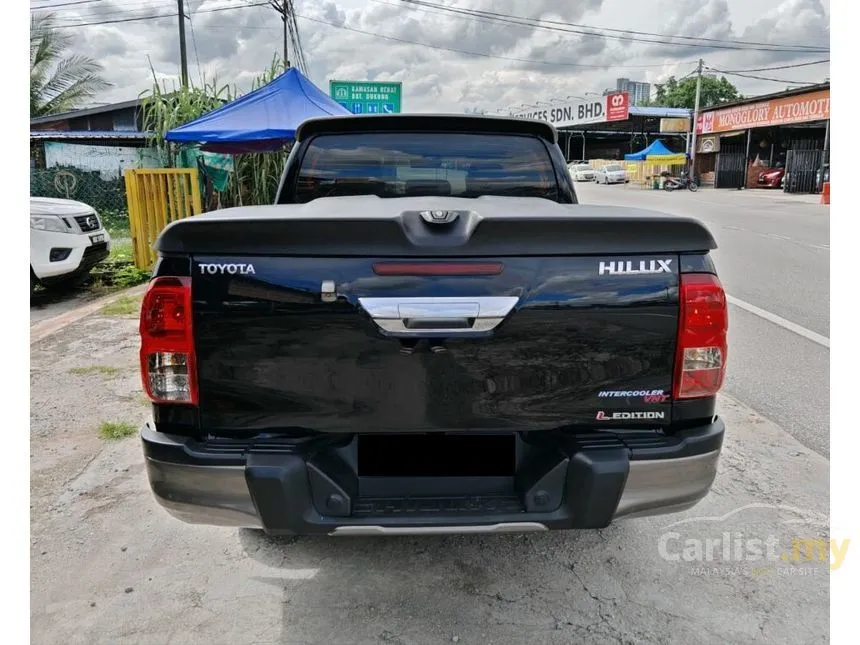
[[688, 58, 704, 178], [288, 8, 290, 69], [269, 1, 291, 69], [177, 0, 189, 88]]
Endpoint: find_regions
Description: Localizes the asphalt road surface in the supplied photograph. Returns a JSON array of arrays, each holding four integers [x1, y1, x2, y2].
[[575, 182, 830, 458]]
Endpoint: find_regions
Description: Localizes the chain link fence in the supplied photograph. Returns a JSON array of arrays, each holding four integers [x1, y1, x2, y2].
[[30, 166, 128, 214]]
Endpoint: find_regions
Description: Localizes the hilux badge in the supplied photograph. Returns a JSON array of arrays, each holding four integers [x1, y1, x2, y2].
[[598, 259, 673, 276], [420, 210, 459, 225]]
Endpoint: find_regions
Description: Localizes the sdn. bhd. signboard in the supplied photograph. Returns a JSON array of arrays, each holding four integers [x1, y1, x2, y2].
[[329, 80, 402, 114], [511, 91, 630, 128]]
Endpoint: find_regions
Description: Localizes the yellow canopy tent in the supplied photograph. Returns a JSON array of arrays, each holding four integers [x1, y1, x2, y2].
[[625, 140, 688, 188]]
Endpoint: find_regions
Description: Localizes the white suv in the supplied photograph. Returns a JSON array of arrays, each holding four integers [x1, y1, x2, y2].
[[30, 197, 111, 294]]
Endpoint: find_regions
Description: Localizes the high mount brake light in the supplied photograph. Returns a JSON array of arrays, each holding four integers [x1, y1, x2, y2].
[[139, 276, 197, 405], [373, 262, 504, 276], [674, 273, 728, 400]]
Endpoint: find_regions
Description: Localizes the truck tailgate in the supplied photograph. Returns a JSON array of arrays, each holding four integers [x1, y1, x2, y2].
[[155, 197, 716, 435], [191, 252, 686, 432]]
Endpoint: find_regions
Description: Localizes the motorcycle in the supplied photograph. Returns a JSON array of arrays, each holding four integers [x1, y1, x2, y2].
[[662, 171, 698, 192]]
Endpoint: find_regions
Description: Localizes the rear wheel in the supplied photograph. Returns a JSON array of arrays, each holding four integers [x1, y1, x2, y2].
[[664, 183, 675, 192], [688, 181, 698, 192]]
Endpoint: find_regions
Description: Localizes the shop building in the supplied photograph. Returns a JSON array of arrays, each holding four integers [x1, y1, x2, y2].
[[559, 106, 691, 161], [693, 83, 829, 193], [508, 92, 691, 162]]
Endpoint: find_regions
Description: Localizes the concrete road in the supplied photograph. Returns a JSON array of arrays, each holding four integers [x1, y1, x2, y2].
[[30, 289, 830, 644], [30, 284, 106, 325], [575, 183, 830, 457], [29, 237, 132, 325]]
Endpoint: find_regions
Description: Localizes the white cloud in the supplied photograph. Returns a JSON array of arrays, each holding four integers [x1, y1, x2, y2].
[[46, 0, 829, 112]]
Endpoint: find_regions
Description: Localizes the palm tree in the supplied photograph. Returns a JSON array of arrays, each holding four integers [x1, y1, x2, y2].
[[30, 13, 111, 117]]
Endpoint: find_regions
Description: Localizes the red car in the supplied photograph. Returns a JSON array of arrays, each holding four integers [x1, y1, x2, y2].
[[757, 166, 785, 188]]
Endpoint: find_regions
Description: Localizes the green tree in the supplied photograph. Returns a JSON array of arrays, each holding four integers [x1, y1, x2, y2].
[[30, 13, 111, 117], [653, 75, 741, 109]]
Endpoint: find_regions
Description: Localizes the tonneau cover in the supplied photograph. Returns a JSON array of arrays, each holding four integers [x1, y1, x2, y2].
[[155, 196, 717, 257], [295, 113, 558, 143]]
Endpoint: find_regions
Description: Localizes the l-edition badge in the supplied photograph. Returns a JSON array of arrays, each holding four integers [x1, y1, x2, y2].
[[599, 259, 672, 276], [596, 411, 666, 420]]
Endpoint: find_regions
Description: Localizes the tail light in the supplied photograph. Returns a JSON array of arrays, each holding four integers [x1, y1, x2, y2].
[[674, 273, 728, 399], [139, 277, 197, 405]]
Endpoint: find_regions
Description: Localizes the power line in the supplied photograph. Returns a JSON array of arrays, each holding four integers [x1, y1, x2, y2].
[[393, 0, 828, 53], [52, 11, 175, 28], [208, 12, 697, 70], [187, 11, 203, 85], [288, 0, 309, 72], [50, 0, 268, 28], [33, 0, 179, 21], [676, 67, 700, 82], [715, 59, 830, 73], [396, 0, 829, 52], [30, 0, 109, 9], [33, 0, 263, 22], [705, 66, 818, 85]]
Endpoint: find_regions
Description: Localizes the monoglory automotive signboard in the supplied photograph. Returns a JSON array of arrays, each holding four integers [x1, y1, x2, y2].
[[696, 88, 830, 134], [511, 91, 629, 128]]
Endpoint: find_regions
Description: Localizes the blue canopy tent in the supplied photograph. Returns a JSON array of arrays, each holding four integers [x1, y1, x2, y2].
[[624, 139, 677, 161], [165, 68, 351, 153]]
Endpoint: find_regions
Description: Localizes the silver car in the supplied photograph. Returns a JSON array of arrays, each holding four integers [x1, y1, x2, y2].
[[568, 163, 595, 182], [595, 164, 628, 184]]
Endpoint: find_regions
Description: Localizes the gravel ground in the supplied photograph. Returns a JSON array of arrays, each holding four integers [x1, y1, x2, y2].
[[30, 307, 829, 645]]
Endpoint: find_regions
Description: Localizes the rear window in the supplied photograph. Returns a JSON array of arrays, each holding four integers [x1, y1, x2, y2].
[[574, 164, 591, 171], [292, 132, 559, 203], [604, 164, 623, 172]]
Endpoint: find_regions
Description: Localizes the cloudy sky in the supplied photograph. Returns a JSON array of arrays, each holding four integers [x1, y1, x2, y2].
[[35, 0, 830, 113]]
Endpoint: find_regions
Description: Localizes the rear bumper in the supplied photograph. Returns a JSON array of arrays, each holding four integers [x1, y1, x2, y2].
[[757, 176, 782, 187], [141, 419, 724, 535]]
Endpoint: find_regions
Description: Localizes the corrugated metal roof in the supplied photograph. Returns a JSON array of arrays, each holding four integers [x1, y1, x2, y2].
[[628, 106, 692, 118], [30, 130, 151, 140], [29, 98, 142, 125]]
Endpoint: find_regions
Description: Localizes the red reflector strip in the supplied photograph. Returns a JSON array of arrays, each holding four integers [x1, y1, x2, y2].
[[373, 262, 504, 276]]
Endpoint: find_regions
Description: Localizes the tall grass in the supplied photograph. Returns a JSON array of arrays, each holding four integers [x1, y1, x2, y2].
[[139, 56, 290, 208]]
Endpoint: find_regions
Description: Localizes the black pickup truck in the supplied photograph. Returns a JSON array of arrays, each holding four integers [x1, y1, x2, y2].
[[139, 115, 727, 536]]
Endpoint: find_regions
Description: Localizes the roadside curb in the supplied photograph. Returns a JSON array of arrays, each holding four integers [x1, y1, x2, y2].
[[30, 283, 147, 346]]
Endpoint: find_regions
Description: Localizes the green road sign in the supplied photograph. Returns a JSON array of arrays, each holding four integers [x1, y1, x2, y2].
[[329, 80, 402, 115]]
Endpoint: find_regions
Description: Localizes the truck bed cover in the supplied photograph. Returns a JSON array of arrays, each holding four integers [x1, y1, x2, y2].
[[155, 197, 717, 257]]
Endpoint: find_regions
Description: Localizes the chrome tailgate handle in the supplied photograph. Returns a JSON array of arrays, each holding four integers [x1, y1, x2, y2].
[[359, 296, 519, 335]]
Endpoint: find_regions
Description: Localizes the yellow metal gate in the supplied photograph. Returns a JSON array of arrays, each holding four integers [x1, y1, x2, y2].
[[124, 168, 202, 270]]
